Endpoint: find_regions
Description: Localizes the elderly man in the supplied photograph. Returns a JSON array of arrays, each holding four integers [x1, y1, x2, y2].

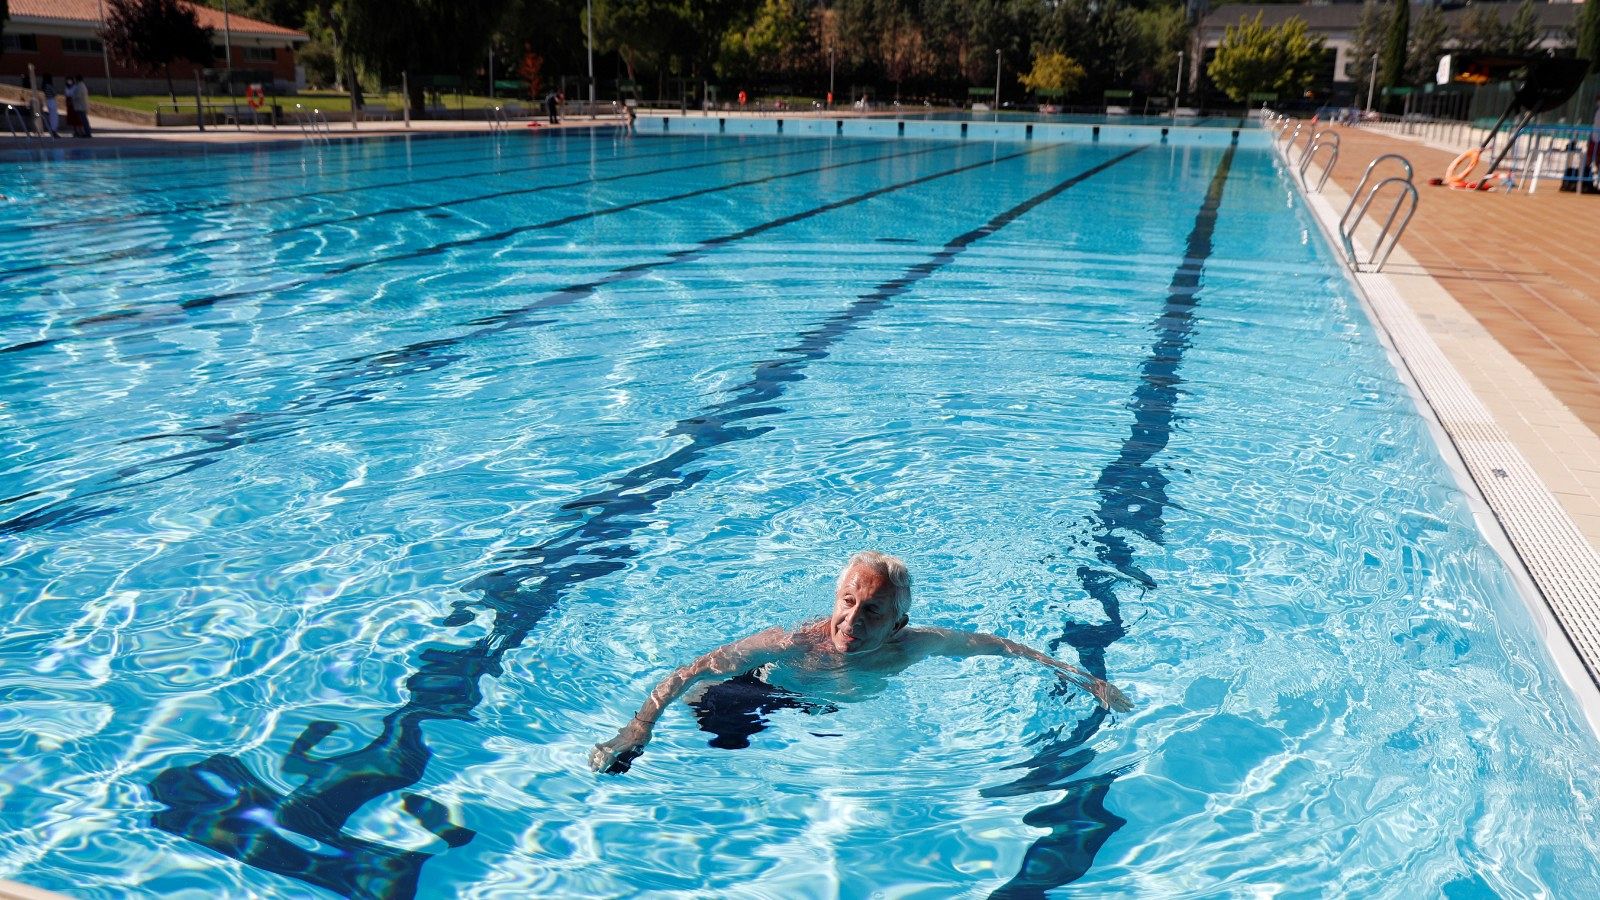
[[589, 551, 1133, 774]]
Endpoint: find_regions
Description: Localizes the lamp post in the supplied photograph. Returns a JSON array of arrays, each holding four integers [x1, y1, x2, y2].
[[222, 0, 233, 81], [828, 47, 835, 108], [1366, 53, 1377, 113], [96, 0, 114, 96], [994, 48, 1002, 112], [1173, 50, 1184, 118], [586, 0, 596, 105]]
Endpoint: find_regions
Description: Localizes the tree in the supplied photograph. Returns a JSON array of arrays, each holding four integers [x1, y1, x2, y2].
[[1019, 50, 1086, 98], [1379, 0, 1409, 95], [1505, 0, 1542, 56], [102, 0, 215, 102], [1455, 5, 1510, 54], [339, 0, 503, 117], [719, 0, 812, 82], [1407, 2, 1448, 88], [1206, 12, 1326, 103], [1345, 1, 1384, 107], [1579, 0, 1600, 74]]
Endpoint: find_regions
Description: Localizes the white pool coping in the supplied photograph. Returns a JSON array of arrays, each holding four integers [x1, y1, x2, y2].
[[1278, 140, 1600, 739], [0, 879, 67, 900]]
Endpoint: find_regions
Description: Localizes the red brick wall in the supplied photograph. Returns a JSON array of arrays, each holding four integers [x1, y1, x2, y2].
[[1, 33, 297, 87]]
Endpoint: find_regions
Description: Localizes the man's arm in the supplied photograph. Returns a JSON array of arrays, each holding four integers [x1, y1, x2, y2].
[[906, 627, 1134, 712], [589, 627, 793, 774]]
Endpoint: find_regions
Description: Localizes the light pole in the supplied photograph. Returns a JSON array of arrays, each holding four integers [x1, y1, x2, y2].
[[994, 48, 1002, 112], [1366, 53, 1378, 113], [96, 0, 114, 96], [586, 0, 596, 105], [828, 47, 835, 108], [1173, 50, 1184, 118], [222, 0, 233, 81]]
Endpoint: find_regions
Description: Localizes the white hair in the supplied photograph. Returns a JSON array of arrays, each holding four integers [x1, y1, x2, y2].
[[837, 550, 913, 619]]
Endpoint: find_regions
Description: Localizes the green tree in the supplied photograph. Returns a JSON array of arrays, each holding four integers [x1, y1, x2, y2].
[[1406, 1, 1448, 88], [102, 0, 215, 101], [1206, 12, 1326, 103], [1345, 1, 1384, 107], [719, 0, 813, 81], [1455, 5, 1510, 54], [1379, 0, 1409, 95], [1505, 0, 1542, 56], [340, 0, 503, 116], [1579, 0, 1600, 73], [1019, 50, 1086, 97]]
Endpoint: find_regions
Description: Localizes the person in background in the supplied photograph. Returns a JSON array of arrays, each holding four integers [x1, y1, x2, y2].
[[1584, 96, 1600, 194], [589, 551, 1134, 774], [40, 75, 61, 137], [72, 76, 92, 138], [62, 77, 78, 138]]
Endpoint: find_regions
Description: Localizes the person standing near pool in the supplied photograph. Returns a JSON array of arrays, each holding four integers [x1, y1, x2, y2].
[[589, 551, 1133, 773]]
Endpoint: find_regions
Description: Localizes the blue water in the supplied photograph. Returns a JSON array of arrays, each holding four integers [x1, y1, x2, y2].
[[1, 129, 1598, 898]]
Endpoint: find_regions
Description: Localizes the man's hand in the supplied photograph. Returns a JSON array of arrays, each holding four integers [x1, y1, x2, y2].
[[1060, 672, 1133, 713], [589, 721, 651, 774]]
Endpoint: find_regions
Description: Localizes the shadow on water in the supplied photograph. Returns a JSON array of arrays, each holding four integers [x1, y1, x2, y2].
[[147, 147, 1142, 899], [981, 145, 1236, 898]]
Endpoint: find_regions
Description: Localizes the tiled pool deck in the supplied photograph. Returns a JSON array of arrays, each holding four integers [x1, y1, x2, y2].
[[1290, 123, 1600, 721]]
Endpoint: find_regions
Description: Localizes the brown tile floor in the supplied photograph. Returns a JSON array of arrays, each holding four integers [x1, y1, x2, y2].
[[1319, 126, 1600, 438]]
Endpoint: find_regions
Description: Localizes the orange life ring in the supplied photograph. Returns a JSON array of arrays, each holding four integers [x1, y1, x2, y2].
[[1444, 148, 1480, 188], [246, 83, 265, 110]]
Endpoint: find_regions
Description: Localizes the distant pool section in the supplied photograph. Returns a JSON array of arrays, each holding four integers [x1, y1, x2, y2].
[[637, 114, 1269, 147]]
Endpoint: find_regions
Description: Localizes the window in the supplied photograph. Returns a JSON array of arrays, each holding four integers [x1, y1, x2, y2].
[[2, 34, 39, 53], [245, 47, 277, 63], [62, 37, 104, 55]]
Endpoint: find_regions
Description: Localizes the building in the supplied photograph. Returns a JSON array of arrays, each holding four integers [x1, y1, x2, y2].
[[1, 0, 308, 94], [1193, 1, 1583, 104]]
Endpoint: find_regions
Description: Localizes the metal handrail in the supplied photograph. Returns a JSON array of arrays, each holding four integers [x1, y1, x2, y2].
[[1298, 130, 1339, 192], [1339, 162, 1418, 273], [3, 103, 34, 138], [487, 104, 510, 133], [1338, 154, 1414, 238]]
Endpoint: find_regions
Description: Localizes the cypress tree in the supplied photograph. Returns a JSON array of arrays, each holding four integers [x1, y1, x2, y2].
[[1379, 0, 1410, 103], [1579, 0, 1600, 74]]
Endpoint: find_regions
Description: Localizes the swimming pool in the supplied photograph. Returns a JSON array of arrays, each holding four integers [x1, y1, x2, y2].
[[2, 129, 1598, 898]]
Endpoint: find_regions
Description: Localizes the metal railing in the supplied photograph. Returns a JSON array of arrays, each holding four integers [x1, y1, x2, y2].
[[1298, 129, 1339, 193], [3, 103, 35, 138], [1338, 153, 1417, 273], [487, 104, 510, 133], [293, 103, 332, 142]]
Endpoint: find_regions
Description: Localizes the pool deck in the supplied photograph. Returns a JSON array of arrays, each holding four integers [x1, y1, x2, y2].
[[1313, 125, 1600, 551], [1290, 123, 1600, 717]]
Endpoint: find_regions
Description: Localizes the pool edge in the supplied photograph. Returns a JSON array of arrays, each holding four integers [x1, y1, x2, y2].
[[1280, 141, 1600, 740]]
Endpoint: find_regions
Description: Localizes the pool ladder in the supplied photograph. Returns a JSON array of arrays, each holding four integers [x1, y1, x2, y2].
[[487, 105, 511, 134], [1297, 129, 1339, 193], [293, 103, 332, 143], [4, 102, 36, 138], [1338, 154, 1417, 274]]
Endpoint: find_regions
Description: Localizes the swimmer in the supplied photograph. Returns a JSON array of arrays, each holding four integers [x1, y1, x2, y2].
[[589, 550, 1133, 773]]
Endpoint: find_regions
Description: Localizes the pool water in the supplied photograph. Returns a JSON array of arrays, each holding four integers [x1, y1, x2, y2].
[[1, 130, 1598, 898]]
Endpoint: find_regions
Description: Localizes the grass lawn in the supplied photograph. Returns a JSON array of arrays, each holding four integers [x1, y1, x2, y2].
[[97, 90, 536, 114]]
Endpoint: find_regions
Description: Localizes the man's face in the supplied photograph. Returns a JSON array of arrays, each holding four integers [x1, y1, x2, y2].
[[829, 564, 901, 654]]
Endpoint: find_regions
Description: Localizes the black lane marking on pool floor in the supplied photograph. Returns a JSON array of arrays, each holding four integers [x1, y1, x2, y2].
[[0, 140, 944, 356], [9, 129, 668, 222], [0, 138, 850, 286], [6, 132, 739, 245], [986, 145, 1237, 900], [0, 142, 1006, 536], [145, 146, 1145, 900]]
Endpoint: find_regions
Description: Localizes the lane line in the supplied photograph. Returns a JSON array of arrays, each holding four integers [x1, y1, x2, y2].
[[985, 145, 1237, 899], [143, 145, 1145, 900]]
